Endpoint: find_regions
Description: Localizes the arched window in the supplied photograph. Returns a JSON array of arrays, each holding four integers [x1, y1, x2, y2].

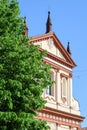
[[61, 77, 67, 98]]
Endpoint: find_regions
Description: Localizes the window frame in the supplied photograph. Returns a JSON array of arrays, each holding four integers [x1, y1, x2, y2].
[[61, 77, 67, 98], [46, 70, 55, 97]]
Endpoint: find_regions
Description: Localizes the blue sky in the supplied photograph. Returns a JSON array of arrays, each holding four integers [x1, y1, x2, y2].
[[18, 0, 87, 127]]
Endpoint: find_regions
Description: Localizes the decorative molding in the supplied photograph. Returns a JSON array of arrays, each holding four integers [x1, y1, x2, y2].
[[62, 97, 67, 103], [38, 107, 84, 121], [36, 107, 84, 129], [47, 38, 54, 49], [45, 95, 56, 102], [37, 111, 81, 129], [60, 73, 69, 79]]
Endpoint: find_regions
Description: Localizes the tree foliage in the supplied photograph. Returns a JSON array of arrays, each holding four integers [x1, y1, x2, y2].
[[0, 0, 52, 129]]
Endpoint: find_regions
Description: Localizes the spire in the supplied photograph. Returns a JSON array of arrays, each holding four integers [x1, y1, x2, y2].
[[46, 11, 52, 33], [23, 17, 28, 36], [67, 42, 72, 55]]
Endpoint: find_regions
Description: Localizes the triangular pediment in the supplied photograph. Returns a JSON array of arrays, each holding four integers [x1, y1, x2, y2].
[[30, 32, 76, 68]]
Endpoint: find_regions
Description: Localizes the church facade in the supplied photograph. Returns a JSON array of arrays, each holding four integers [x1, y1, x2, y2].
[[30, 12, 84, 130]]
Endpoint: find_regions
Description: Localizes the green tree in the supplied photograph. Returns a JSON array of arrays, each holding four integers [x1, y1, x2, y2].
[[0, 0, 52, 129]]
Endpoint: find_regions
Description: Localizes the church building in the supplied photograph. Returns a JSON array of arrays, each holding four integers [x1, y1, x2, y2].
[[30, 12, 84, 130]]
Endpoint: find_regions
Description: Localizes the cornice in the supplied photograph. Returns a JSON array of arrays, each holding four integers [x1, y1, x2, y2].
[[40, 48, 74, 70], [39, 107, 85, 122]]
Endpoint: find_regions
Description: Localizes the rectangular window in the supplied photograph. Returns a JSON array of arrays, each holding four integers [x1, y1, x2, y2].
[[46, 86, 51, 95], [46, 71, 54, 96]]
